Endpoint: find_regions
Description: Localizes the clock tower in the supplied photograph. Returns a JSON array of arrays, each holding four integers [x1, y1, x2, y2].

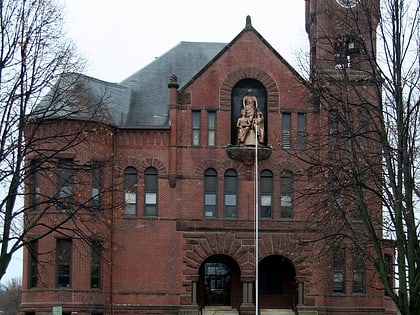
[[305, 0, 380, 79]]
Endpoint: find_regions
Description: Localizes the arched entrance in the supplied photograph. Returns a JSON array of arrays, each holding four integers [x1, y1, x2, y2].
[[259, 255, 298, 309], [197, 254, 241, 308]]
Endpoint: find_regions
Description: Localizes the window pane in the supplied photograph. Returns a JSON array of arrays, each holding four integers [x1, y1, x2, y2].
[[224, 170, 237, 218], [29, 240, 38, 288], [56, 239, 72, 288], [261, 206, 272, 218], [297, 113, 306, 150], [30, 160, 41, 211], [205, 169, 217, 217], [125, 192, 136, 204], [92, 164, 102, 210], [208, 112, 215, 129], [281, 195, 292, 207], [145, 168, 158, 216], [144, 205, 157, 216], [124, 167, 137, 189], [332, 250, 345, 294], [205, 194, 216, 205], [208, 112, 216, 146], [224, 206, 236, 218], [225, 194, 236, 206], [282, 113, 291, 148], [125, 204, 136, 216], [208, 130, 215, 146], [145, 192, 157, 204], [280, 172, 293, 219], [91, 242, 101, 289], [192, 111, 200, 128], [333, 272, 345, 293], [205, 206, 216, 217], [192, 111, 200, 145], [261, 195, 272, 206]]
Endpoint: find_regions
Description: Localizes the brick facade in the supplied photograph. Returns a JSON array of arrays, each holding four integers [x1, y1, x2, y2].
[[20, 1, 396, 315]]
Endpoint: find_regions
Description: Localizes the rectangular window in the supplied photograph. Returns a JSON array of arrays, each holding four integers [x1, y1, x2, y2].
[[124, 167, 137, 216], [260, 171, 273, 219], [91, 241, 102, 289], [297, 113, 306, 150], [204, 169, 218, 218], [144, 168, 158, 217], [207, 111, 216, 146], [332, 249, 345, 294], [280, 172, 293, 219], [352, 256, 365, 294], [56, 239, 72, 288], [92, 163, 102, 211], [28, 240, 38, 288], [282, 112, 291, 149], [57, 159, 74, 207], [30, 160, 41, 211], [192, 110, 201, 146], [224, 170, 237, 218]]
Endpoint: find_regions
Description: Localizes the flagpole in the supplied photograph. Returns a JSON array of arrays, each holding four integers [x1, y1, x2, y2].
[[254, 125, 259, 315]]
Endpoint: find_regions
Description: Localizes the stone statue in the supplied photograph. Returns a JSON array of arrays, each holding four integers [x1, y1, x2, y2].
[[237, 110, 251, 144], [254, 111, 264, 144], [242, 89, 258, 123], [236, 89, 265, 145]]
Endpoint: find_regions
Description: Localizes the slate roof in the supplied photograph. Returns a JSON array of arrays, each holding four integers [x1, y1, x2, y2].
[[120, 41, 226, 126], [36, 41, 227, 128]]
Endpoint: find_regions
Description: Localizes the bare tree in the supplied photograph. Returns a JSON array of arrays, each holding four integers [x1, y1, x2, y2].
[[0, 278, 21, 315], [293, 1, 419, 315], [0, 0, 116, 284]]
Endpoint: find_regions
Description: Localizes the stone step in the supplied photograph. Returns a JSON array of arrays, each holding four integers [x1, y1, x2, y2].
[[260, 310, 295, 315], [201, 309, 296, 315], [202, 308, 238, 315]]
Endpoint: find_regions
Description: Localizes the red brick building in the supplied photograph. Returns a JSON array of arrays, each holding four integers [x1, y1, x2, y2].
[[20, 1, 396, 315]]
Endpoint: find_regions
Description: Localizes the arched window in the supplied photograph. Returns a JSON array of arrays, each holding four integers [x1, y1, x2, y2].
[[144, 167, 158, 217], [204, 169, 217, 218], [280, 171, 293, 219], [260, 170, 273, 219], [123, 167, 138, 216], [224, 169, 238, 218]]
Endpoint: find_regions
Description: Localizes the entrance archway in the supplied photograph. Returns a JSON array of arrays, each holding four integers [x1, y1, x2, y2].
[[259, 255, 298, 309], [197, 254, 241, 308]]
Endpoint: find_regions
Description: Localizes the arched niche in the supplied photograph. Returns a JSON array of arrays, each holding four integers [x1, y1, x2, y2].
[[231, 79, 267, 145]]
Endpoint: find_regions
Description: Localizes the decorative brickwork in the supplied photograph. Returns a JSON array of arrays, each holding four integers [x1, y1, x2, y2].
[[220, 67, 279, 111]]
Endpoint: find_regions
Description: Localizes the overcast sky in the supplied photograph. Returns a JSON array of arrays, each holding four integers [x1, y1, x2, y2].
[[64, 0, 309, 82], [3, 0, 308, 285]]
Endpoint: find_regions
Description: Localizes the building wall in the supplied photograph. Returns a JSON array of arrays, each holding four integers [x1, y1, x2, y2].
[[20, 1, 395, 314]]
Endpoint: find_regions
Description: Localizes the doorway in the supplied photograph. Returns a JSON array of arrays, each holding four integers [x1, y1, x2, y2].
[[198, 254, 241, 308]]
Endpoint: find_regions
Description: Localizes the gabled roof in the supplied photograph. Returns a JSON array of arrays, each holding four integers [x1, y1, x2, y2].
[[182, 16, 307, 92]]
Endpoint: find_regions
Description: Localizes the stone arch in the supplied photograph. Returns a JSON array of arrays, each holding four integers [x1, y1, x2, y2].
[[183, 233, 252, 280], [116, 156, 142, 173], [195, 159, 222, 175], [275, 158, 303, 175], [220, 67, 279, 112], [139, 157, 167, 176], [220, 159, 247, 176]]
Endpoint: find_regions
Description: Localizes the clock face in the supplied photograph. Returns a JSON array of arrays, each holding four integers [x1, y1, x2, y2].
[[336, 0, 360, 8]]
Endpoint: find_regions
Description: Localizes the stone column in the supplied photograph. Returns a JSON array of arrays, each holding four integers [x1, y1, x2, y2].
[[298, 281, 304, 306], [192, 281, 197, 304]]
